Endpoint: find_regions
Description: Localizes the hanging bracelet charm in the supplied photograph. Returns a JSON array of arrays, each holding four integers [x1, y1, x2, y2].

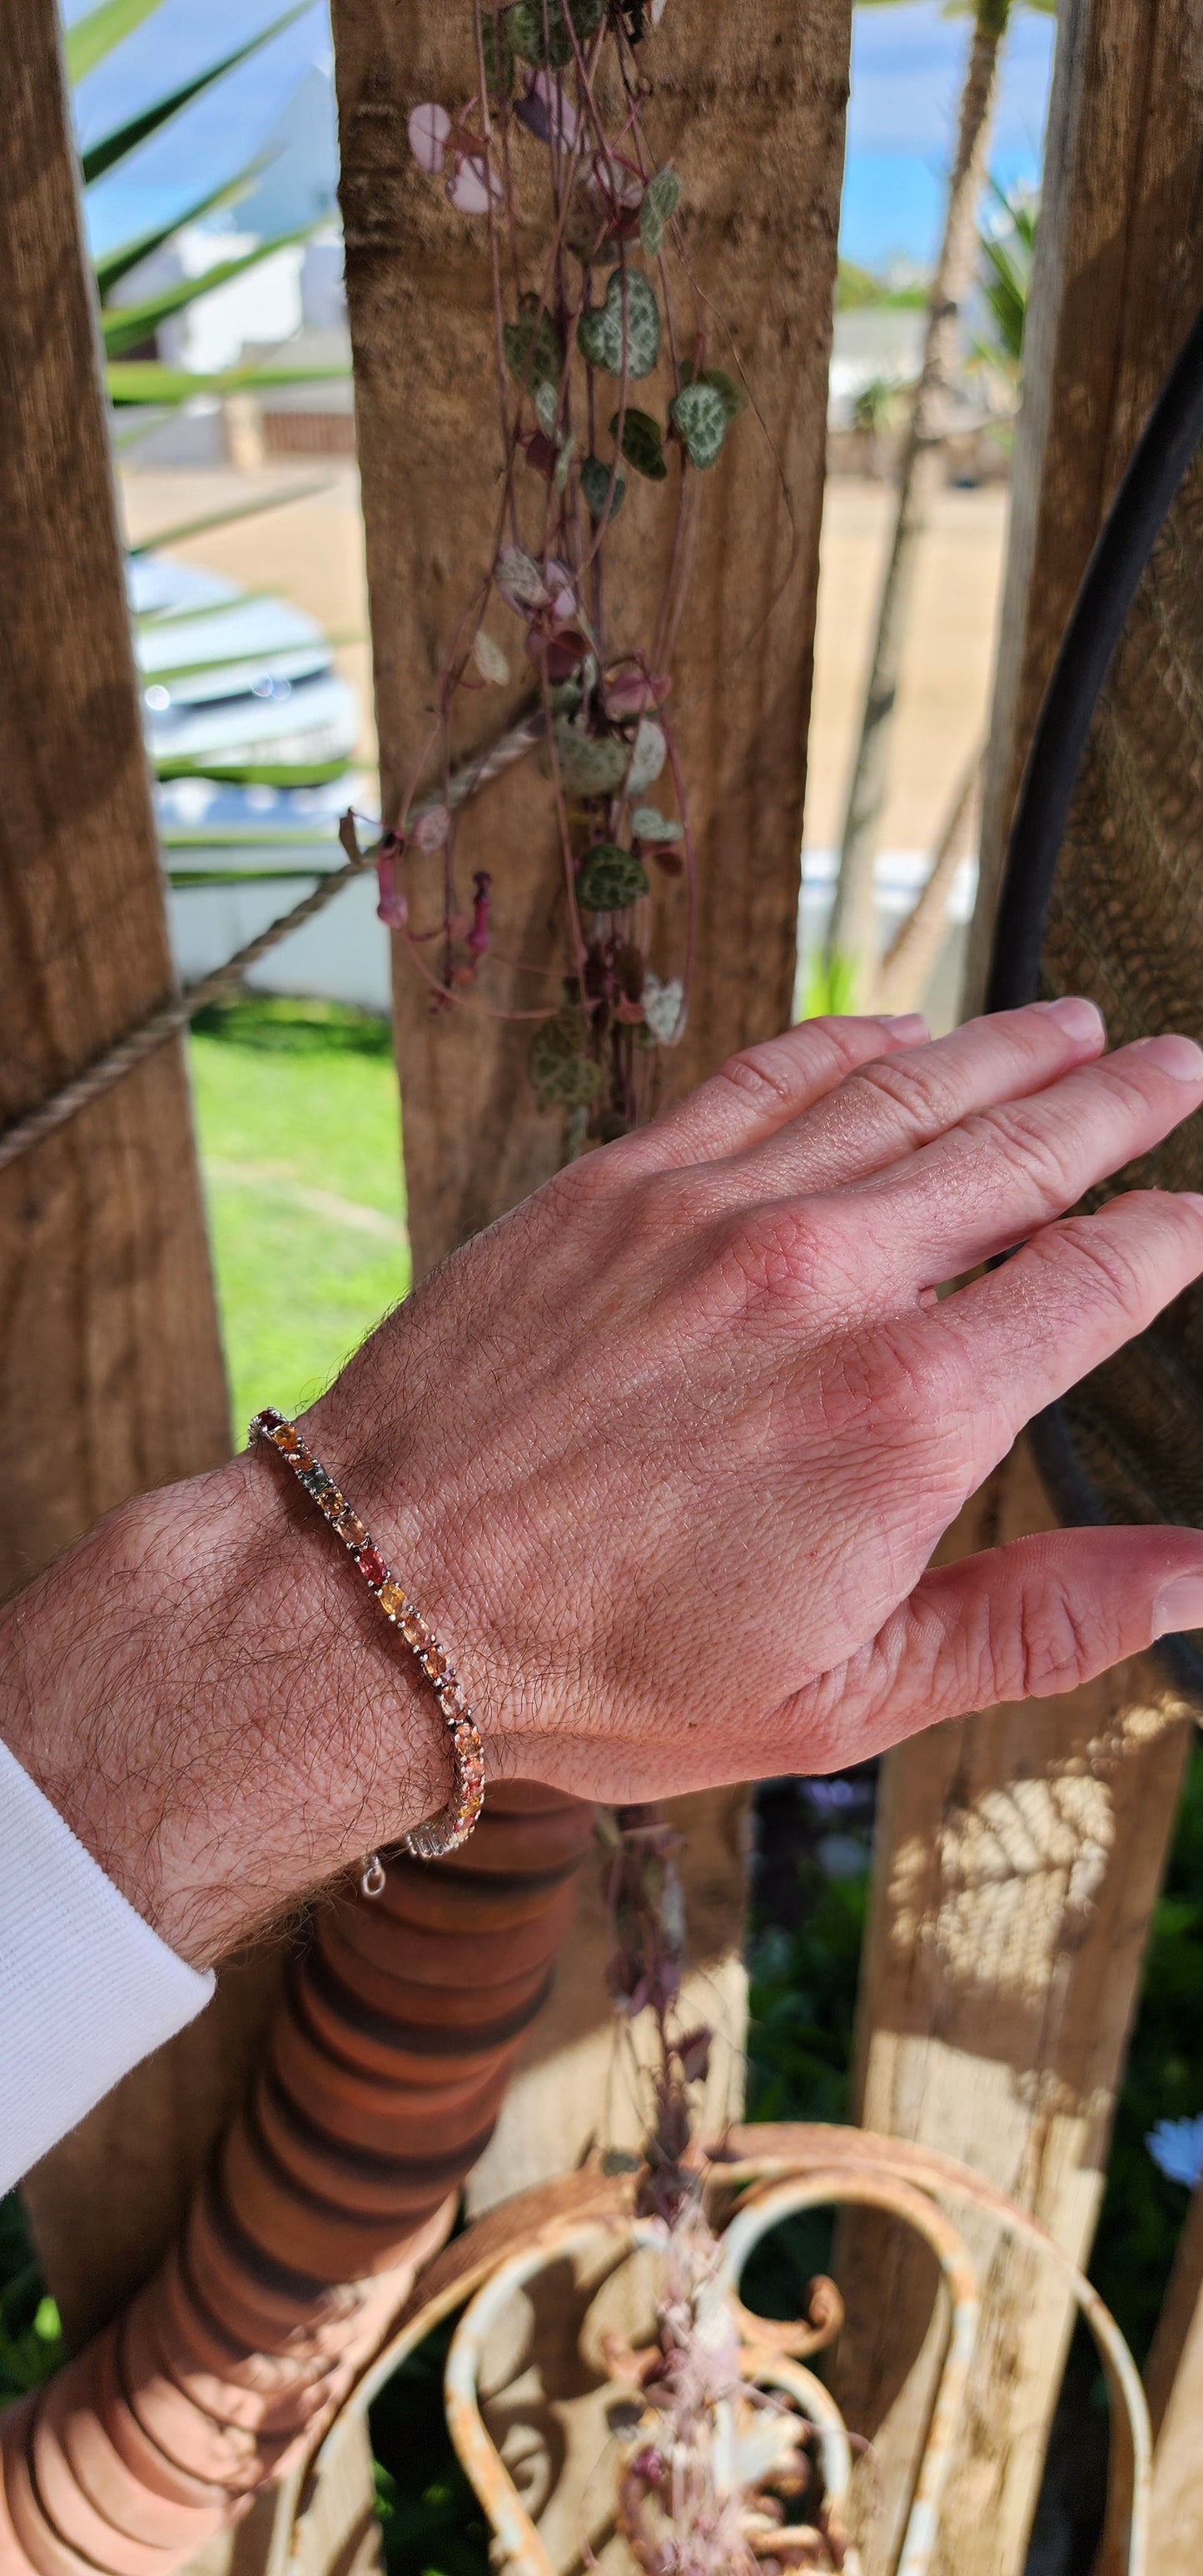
[[248, 1410, 485, 1885]]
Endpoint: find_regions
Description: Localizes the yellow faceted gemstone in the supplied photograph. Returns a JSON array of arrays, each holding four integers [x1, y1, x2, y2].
[[378, 1579, 405, 1618]]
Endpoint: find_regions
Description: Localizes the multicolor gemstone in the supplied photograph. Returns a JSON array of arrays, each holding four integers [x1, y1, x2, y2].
[[253, 1410, 485, 1862]]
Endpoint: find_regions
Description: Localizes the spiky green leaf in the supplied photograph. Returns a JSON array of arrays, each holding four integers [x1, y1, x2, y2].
[[94, 162, 267, 300], [64, 0, 164, 85], [79, 6, 311, 186], [125, 480, 331, 553], [102, 226, 315, 356], [109, 360, 346, 410]]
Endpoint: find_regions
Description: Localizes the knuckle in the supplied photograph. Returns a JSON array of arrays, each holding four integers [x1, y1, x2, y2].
[[965, 1102, 1079, 1205], [723, 1201, 830, 1305], [1014, 1572, 1095, 1699], [842, 1052, 962, 1136], [714, 1042, 799, 1113], [1047, 1211, 1146, 1308]]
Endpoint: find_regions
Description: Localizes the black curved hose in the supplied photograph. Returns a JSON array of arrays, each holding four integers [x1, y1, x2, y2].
[[984, 303, 1203, 1697]]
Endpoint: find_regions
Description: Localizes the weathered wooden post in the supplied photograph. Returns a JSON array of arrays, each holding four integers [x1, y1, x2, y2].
[[331, 0, 854, 2191], [838, 1, 1203, 2568], [0, 0, 266, 2346]]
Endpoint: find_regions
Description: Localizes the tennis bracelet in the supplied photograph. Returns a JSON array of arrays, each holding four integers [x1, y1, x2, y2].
[[249, 1409, 485, 1890]]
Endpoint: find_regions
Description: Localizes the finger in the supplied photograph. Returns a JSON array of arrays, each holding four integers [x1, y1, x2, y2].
[[843, 1032, 1203, 1291], [733, 996, 1106, 1196], [631, 1012, 930, 1168], [924, 1187, 1203, 1475], [777, 1526, 1203, 1773]]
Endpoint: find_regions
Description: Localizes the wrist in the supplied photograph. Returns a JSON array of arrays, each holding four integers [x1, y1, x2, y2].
[[0, 1437, 450, 1970]]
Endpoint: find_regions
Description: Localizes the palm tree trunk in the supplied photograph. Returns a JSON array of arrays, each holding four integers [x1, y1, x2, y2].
[[825, 0, 1010, 1001], [870, 738, 983, 1014]]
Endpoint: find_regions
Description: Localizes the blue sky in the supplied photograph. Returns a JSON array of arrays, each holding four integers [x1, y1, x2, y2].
[[69, 0, 1056, 270]]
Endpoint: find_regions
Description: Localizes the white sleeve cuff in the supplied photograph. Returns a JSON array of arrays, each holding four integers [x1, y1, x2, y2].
[[0, 1739, 216, 2192]]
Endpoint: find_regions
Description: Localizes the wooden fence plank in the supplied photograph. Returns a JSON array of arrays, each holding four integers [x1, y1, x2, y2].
[[836, 7, 1203, 2564], [967, 0, 1203, 1015], [836, 1443, 1191, 2576], [331, 0, 852, 1280], [331, 0, 853, 2186], [1, 0, 237, 2340], [1146, 2177, 1203, 2573]]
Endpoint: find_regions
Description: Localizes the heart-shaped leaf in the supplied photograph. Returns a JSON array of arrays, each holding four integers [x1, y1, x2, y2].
[[575, 842, 649, 909], [510, 0, 604, 70], [529, 1004, 602, 1106], [550, 722, 632, 798], [642, 971, 685, 1043], [639, 165, 682, 259], [496, 545, 549, 612], [630, 804, 684, 842], [407, 103, 450, 175], [481, 13, 515, 94], [609, 407, 667, 480], [503, 294, 562, 399], [578, 270, 661, 380], [472, 628, 510, 685], [580, 452, 626, 522], [699, 365, 746, 420], [625, 717, 667, 795], [669, 379, 728, 469]]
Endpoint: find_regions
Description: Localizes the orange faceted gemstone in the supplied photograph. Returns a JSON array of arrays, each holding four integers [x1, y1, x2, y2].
[[378, 1579, 405, 1618]]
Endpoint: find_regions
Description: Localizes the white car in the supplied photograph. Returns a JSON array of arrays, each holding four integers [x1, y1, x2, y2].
[[128, 553, 360, 789]]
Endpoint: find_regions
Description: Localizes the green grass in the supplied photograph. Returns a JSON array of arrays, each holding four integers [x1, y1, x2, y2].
[[187, 997, 411, 1441]]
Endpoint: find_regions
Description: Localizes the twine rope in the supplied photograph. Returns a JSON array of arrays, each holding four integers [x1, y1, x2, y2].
[[0, 719, 540, 1177]]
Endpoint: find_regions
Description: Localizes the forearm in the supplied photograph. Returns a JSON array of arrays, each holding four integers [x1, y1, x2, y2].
[[0, 1430, 447, 1969]]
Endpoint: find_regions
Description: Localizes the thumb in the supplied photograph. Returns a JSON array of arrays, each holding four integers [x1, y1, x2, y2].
[[793, 1527, 1203, 1769]]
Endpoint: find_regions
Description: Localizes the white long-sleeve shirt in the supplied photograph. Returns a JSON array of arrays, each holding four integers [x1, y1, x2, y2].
[[0, 1739, 215, 2191]]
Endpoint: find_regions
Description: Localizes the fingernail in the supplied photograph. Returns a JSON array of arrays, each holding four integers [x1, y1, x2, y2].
[[1152, 1574, 1203, 1638], [881, 1013, 929, 1041], [1038, 996, 1105, 1042], [1130, 1033, 1203, 1082]]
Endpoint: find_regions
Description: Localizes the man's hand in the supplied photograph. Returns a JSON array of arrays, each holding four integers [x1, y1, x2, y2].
[[6, 998, 1203, 1964]]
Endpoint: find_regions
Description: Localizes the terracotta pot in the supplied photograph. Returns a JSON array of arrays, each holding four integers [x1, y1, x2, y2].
[[270, 2010, 504, 2155], [42, 2343, 225, 2554], [323, 1880, 576, 1986], [0, 1787, 594, 2576]]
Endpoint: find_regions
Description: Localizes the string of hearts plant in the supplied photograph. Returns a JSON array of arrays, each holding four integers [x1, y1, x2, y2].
[[374, 17, 841, 2566], [381, 0, 746, 1151]]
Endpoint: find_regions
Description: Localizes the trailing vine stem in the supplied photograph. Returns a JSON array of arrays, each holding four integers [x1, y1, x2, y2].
[[391, 0, 747, 1145]]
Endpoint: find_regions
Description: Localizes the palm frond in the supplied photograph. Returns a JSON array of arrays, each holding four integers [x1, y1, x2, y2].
[[101, 226, 313, 357], [93, 162, 268, 300], [63, 0, 164, 86], [109, 359, 346, 407], [80, 4, 311, 186], [125, 483, 333, 554]]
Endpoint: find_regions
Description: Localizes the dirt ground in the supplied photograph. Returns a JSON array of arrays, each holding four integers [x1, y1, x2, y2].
[[118, 463, 1011, 863]]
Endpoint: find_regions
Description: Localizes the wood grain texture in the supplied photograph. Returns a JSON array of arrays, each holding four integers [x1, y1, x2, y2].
[[835, 1438, 1191, 2576], [2, 0, 233, 2335], [1145, 2176, 1203, 2574], [967, 0, 1203, 1012], [331, 0, 852, 1279]]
